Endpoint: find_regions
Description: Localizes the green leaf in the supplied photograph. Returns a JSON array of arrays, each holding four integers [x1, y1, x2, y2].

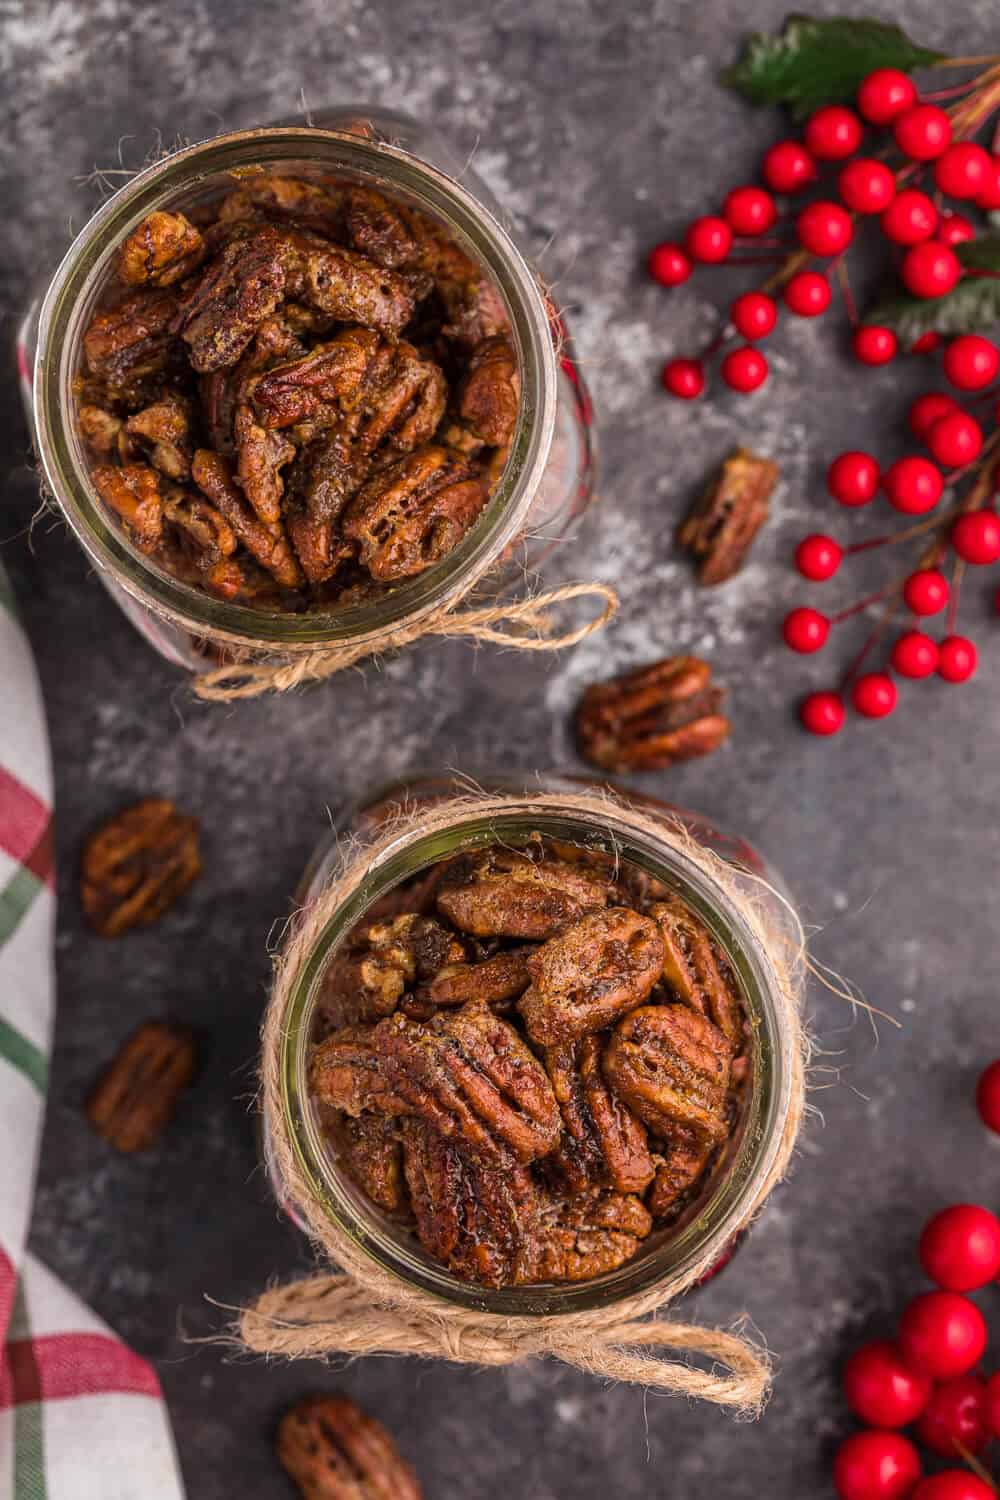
[[867, 279, 1000, 342], [955, 236, 1000, 272], [722, 15, 946, 119]]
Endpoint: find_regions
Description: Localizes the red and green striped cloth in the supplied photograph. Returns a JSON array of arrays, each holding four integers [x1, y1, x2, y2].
[[0, 567, 184, 1498]]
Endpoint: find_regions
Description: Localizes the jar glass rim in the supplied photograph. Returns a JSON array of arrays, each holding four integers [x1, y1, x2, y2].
[[274, 792, 794, 1317], [32, 126, 558, 649]]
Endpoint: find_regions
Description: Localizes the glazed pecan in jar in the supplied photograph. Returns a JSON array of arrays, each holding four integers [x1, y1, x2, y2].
[[74, 177, 521, 613], [307, 835, 749, 1290]]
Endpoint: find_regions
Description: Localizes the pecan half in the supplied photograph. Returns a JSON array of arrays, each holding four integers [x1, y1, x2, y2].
[[284, 432, 360, 583], [86, 1021, 196, 1151], [79, 404, 130, 460], [406, 946, 533, 1018], [192, 448, 303, 589], [602, 1005, 733, 1146], [575, 655, 731, 771], [344, 187, 424, 272], [162, 486, 237, 568], [276, 1395, 423, 1500], [295, 236, 415, 337], [458, 335, 519, 447], [521, 1187, 652, 1283], [648, 896, 743, 1046], [233, 400, 298, 528], [677, 447, 778, 586], [218, 176, 344, 234], [250, 328, 376, 429], [322, 1109, 405, 1214], [80, 798, 200, 937], [119, 211, 205, 288], [83, 289, 179, 402], [318, 914, 466, 1030], [90, 463, 165, 553], [545, 1035, 655, 1194], [647, 1127, 713, 1216], [125, 392, 193, 480], [518, 908, 665, 1046], [178, 226, 295, 372], [435, 847, 614, 940], [343, 446, 487, 582]]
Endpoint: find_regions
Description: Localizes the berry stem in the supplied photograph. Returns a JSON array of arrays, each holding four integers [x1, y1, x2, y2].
[[833, 255, 858, 327], [831, 586, 897, 624], [930, 54, 1000, 68], [946, 557, 965, 633]]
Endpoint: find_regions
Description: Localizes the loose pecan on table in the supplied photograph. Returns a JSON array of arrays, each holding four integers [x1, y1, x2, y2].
[[86, 1021, 197, 1152], [677, 446, 779, 586], [80, 797, 201, 937], [575, 655, 731, 772], [276, 1394, 423, 1500]]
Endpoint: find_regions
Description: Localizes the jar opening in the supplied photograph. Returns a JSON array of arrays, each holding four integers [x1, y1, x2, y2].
[[34, 128, 558, 649]]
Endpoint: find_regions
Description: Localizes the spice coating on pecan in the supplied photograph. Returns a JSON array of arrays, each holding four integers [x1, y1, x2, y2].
[[648, 896, 744, 1046], [86, 1021, 196, 1152], [602, 1004, 733, 1146], [575, 655, 731, 771], [343, 446, 486, 582], [677, 446, 778, 586], [522, 1188, 653, 1283], [458, 335, 520, 447], [119, 211, 205, 288], [322, 1109, 405, 1215], [80, 797, 200, 937], [435, 847, 615, 939], [276, 1394, 423, 1500], [519, 908, 665, 1045], [545, 1034, 655, 1194], [318, 914, 466, 1030]]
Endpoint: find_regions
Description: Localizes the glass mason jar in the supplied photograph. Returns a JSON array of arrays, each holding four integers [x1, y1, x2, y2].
[[21, 111, 596, 672], [265, 773, 801, 1318]]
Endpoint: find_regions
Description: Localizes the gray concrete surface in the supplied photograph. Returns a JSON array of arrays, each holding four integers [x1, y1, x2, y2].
[[4, 1, 1000, 1495]]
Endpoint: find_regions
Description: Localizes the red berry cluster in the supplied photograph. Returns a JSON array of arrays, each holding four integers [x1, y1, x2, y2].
[[832, 1059, 1000, 1500]]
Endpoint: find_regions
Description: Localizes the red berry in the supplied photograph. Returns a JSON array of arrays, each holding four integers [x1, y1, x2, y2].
[[937, 635, 978, 684], [833, 1431, 922, 1500], [854, 326, 898, 365], [937, 212, 975, 247], [843, 1340, 932, 1427], [934, 142, 992, 200], [762, 139, 817, 195], [857, 68, 917, 125], [903, 568, 949, 616], [987, 1369, 1000, 1435], [891, 631, 939, 679], [911, 331, 942, 355], [783, 607, 830, 653], [805, 105, 863, 160], [828, 451, 880, 506], [894, 105, 953, 162], [795, 533, 843, 581], [662, 358, 705, 400], [952, 511, 1000, 565], [911, 1474, 995, 1500], [927, 411, 983, 467], [976, 155, 1000, 210], [881, 190, 938, 246], [730, 291, 778, 340], [852, 672, 897, 718], [839, 158, 896, 214], [919, 1205, 1000, 1293], [797, 200, 854, 256], [883, 456, 944, 515], [909, 392, 958, 441], [898, 1291, 987, 1379], [976, 1059, 1000, 1133], [720, 346, 768, 393], [901, 242, 961, 298], [723, 185, 777, 236], [784, 271, 832, 317], [684, 216, 732, 263], [917, 1375, 989, 1457], [943, 334, 1000, 391], [647, 242, 692, 287], [800, 691, 845, 736]]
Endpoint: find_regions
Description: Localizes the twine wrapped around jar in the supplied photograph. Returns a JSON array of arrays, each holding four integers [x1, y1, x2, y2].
[[242, 790, 809, 1414]]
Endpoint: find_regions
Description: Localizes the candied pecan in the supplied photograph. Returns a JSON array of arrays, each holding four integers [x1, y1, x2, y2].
[[86, 1021, 196, 1152], [178, 226, 294, 372], [677, 447, 778, 586], [647, 1128, 713, 1217], [403, 1120, 537, 1287], [518, 908, 665, 1046], [90, 463, 164, 553], [344, 187, 425, 272], [233, 403, 297, 527], [284, 433, 360, 583], [545, 1035, 654, 1194], [435, 847, 614, 940], [648, 895, 743, 1046], [192, 449, 303, 589], [458, 335, 519, 447], [78, 404, 129, 460], [125, 391, 193, 480], [575, 656, 731, 771], [162, 485, 237, 567], [250, 327, 376, 429], [276, 1394, 423, 1500], [319, 914, 466, 1030], [407, 946, 533, 1018], [309, 1026, 402, 1117], [201, 555, 286, 604], [353, 341, 448, 457], [322, 1109, 405, 1214], [602, 1005, 733, 1147], [521, 1187, 652, 1283], [343, 446, 486, 581], [83, 288, 179, 401], [218, 175, 344, 234], [295, 236, 415, 337], [80, 797, 201, 937], [119, 210, 205, 288]]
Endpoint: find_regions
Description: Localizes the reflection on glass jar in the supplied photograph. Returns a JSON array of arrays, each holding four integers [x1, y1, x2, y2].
[[264, 773, 803, 1319], [21, 113, 596, 673]]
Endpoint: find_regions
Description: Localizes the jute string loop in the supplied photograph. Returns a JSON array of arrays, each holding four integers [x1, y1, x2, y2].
[[243, 789, 808, 1415], [193, 581, 618, 702]]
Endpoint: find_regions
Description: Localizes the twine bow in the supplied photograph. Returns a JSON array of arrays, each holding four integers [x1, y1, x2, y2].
[[193, 582, 618, 702]]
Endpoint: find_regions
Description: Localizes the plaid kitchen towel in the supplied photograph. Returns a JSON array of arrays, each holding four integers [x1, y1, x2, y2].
[[0, 568, 185, 1499]]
